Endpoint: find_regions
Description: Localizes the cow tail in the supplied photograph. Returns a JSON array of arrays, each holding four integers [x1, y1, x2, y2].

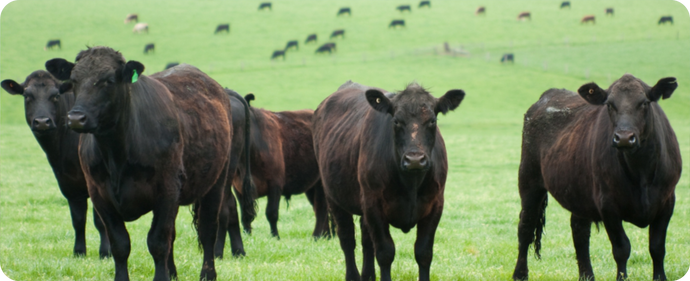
[[534, 195, 548, 259], [238, 92, 257, 230]]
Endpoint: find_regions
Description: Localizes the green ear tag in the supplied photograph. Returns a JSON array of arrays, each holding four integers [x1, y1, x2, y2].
[[131, 70, 139, 83]]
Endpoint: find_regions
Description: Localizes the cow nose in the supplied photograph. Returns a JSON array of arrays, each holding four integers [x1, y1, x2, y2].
[[403, 153, 428, 170], [33, 117, 52, 131], [67, 112, 87, 129], [613, 131, 636, 148]]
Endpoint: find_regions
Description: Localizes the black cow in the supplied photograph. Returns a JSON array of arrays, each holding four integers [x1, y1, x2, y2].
[[305, 33, 318, 44], [330, 29, 345, 39], [512, 74, 681, 281], [259, 2, 272, 10], [45, 39, 61, 50], [518, 11, 531, 21], [475, 6, 486, 15], [560, 1, 570, 9], [215, 24, 230, 34], [1, 71, 111, 259], [45, 46, 256, 281], [143, 43, 155, 54], [658, 16, 673, 25], [313, 81, 465, 281], [315, 43, 335, 54], [606, 8, 615, 16], [389, 19, 405, 28], [397, 5, 412, 12], [165, 62, 179, 70], [501, 53, 514, 63], [338, 7, 351, 16], [285, 40, 299, 51], [271, 50, 286, 60], [419, 1, 430, 8], [124, 13, 138, 24]]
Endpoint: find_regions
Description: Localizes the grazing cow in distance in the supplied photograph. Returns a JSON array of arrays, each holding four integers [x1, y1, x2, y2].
[[606, 8, 614, 16], [285, 40, 298, 51], [560, 1, 570, 9], [658, 16, 673, 24], [305, 33, 317, 44], [581, 15, 595, 24], [259, 2, 272, 10], [132, 23, 148, 33], [1, 71, 111, 259], [512, 74, 681, 281], [397, 5, 412, 12], [518, 12, 531, 21], [45, 46, 256, 281], [313, 81, 465, 281], [143, 43, 155, 54], [475, 6, 486, 15], [44, 39, 61, 50], [338, 7, 351, 16], [501, 53, 514, 63], [215, 24, 230, 34], [419, 1, 430, 8], [330, 29, 345, 39], [389, 19, 405, 28], [315, 43, 335, 54], [271, 50, 286, 60], [124, 13, 138, 24], [165, 62, 179, 69]]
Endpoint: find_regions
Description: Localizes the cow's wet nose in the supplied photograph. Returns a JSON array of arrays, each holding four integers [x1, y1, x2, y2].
[[613, 131, 636, 148], [403, 153, 428, 170], [67, 112, 87, 129], [32, 117, 52, 131]]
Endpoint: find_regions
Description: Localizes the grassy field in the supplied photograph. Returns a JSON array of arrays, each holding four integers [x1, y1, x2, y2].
[[1, 0, 689, 280]]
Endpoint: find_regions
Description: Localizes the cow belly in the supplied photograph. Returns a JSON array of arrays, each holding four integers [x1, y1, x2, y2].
[[99, 177, 156, 221]]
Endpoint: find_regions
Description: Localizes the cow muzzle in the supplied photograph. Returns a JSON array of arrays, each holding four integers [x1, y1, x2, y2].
[[402, 152, 429, 171], [67, 111, 88, 130], [612, 130, 638, 149], [32, 117, 55, 131]]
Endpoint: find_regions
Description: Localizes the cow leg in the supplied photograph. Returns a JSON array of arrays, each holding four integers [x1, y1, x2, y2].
[[363, 207, 395, 281], [215, 195, 229, 259], [67, 197, 88, 257], [330, 201, 360, 281], [265, 183, 282, 239], [167, 224, 177, 280], [649, 197, 674, 281], [360, 218, 376, 281], [513, 187, 548, 281], [602, 216, 630, 281], [91, 191, 131, 281], [196, 172, 227, 281], [93, 206, 112, 259], [216, 188, 245, 258], [147, 195, 179, 281], [415, 203, 443, 281], [307, 182, 331, 239], [570, 214, 594, 280]]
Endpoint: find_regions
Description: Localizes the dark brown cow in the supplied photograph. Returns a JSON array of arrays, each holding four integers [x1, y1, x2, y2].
[[224, 93, 331, 239], [313, 81, 465, 281], [45, 46, 256, 281], [581, 15, 595, 24], [518, 11, 531, 21], [475, 6, 485, 15], [1, 71, 110, 259], [124, 13, 138, 24], [512, 74, 681, 281]]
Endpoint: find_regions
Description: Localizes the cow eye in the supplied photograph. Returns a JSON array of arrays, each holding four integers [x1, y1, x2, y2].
[[24, 95, 34, 102], [606, 103, 616, 111], [393, 119, 402, 127], [50, 95, 59, 103]]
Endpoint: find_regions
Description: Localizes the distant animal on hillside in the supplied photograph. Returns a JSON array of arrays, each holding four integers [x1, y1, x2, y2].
[[143, 43, 155, 54], [389, 19, 405, 28], [285, 40, 299, 51], [512, 74, 681, 281], [165, 62, 179, 69], [397, 5, 412, 12], [658, 16, 673, 24], [518, 12, 531, 21], [132, 23, 148, 33], [560, 1, 570, 9], [271, 50, 286, 60], [259, 2, 272, 10], [606, 8, 614, 16], [330, 29, 345, 39], [305, 34, 318, 44], [215, 24, 230, 34], [501, 53, 514, 63], [581, 15, 595, 24], [44, 39, 61, 50], [475, 6, 486, 15], [419, 1, 430, 8], [315, 43, 335, 54], [337, 7, 351, 16], [124, 13, 138, 24]]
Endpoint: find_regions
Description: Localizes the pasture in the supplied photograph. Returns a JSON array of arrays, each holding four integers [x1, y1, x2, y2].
[[1, 0, 689, 280]]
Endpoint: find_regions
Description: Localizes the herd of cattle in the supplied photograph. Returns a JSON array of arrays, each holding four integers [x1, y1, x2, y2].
[[9, 2, 682, 281]]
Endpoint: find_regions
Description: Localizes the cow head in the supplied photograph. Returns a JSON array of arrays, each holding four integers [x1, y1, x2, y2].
[[366, 84, 465, 172], [577, 74, 677, 151], [45, 47, 144, 134], [1, 71, 66, 137]]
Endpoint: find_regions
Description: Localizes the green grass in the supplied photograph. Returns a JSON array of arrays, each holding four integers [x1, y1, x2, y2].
[[1, 0, 689, 280]]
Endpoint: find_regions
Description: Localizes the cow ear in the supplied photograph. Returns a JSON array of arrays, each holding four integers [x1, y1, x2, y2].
[[577, 82, 608, 105], [1, 80, 24, 95], [648, 77, 677, 101], [122, 60, 145, 83], [59, 82, 73, 94], [365, 89, 393, 115], [435, 89, 465, 115], [45, 58, 74, 80]]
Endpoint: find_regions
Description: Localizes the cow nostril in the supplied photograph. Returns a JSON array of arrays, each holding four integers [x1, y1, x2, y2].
[[629, 136, 636, 144], [613, 134, 620, 143]]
